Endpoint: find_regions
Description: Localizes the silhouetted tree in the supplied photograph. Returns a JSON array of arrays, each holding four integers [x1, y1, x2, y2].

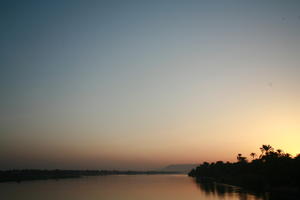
[[189, 144, 300, 193], [276, 149, 283, 155], [259, 144, 273, 158], [250, 152, 256, 160], [237, 154, 247, 163]]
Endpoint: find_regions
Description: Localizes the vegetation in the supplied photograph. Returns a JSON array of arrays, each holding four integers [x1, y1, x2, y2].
[[188, 145, 300, 193], [0, 170, 180, 182]]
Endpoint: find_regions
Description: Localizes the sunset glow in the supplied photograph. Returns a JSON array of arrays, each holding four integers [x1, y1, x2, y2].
[[1, 0, 300, 170]]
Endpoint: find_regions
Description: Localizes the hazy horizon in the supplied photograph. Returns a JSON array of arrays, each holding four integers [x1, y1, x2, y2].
[[1, 0, 300, 170]]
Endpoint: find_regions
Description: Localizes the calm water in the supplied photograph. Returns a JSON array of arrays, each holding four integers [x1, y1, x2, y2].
[[0, 175, 267, 200]]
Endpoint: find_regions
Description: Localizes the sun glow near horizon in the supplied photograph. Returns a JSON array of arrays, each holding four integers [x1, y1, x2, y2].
[[0, 0, 300, 170]]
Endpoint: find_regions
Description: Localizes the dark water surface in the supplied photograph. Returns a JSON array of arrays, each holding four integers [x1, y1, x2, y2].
[[0, 175, 267, 200]]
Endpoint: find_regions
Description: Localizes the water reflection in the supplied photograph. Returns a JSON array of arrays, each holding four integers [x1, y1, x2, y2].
[[195, 180, 268, 200], [0, 175, 298, 200], [195, 180, 300, 200]]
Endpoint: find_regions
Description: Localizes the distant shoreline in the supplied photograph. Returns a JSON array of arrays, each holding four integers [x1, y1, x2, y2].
[[0, 169, 182, 183]]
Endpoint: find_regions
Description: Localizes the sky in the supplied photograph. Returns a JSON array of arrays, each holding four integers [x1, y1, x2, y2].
[[1, 0, 300, 170]]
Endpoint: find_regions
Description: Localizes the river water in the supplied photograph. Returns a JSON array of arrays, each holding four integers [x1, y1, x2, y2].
[[0, 174, 267, 200]]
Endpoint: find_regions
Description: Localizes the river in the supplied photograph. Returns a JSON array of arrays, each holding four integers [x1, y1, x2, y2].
[[0, 174, 267, 200]]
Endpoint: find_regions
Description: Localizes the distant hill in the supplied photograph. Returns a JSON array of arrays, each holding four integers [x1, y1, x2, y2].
[[162, 164, 198, 173]]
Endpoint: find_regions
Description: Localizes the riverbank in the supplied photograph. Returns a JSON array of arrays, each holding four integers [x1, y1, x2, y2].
[[0, 169, 181, 182], [188, 145, 300, 199]]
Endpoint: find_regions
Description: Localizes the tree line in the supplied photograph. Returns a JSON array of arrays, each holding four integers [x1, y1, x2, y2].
[[188, 145, 300, 192], [0, 170, 180, 182]]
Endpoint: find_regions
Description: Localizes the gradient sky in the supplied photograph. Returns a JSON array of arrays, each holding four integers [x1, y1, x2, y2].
[[1, 0, 300, 170]]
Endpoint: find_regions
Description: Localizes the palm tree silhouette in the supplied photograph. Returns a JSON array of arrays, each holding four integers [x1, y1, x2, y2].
[[237, 153, 247, 163], [250, 152, 256, 160], [276, 149, 283, 156], [259, 144, 273, 158]]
